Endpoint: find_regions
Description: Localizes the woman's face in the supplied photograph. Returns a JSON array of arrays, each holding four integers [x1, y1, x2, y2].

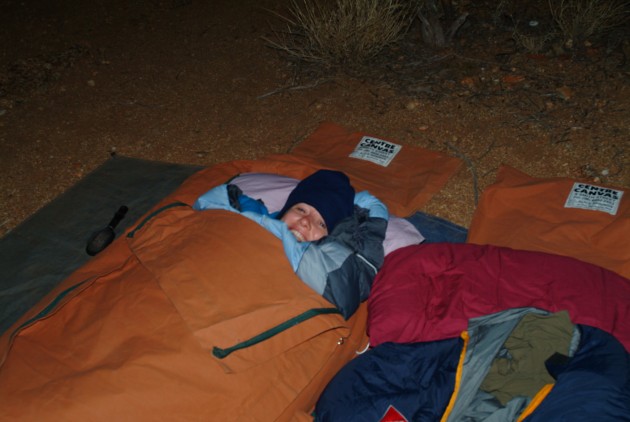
[[280, 202, 328, 242]]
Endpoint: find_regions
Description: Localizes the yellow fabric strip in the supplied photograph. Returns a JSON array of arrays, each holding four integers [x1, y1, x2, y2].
[[440, 331, 469, 422], [516, 383, 554, 422]]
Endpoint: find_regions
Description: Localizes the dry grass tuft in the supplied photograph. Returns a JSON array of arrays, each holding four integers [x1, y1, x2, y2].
[[264, 0, 416, 68], [549, 0, 629, 48], [512, 28, 555, 53]]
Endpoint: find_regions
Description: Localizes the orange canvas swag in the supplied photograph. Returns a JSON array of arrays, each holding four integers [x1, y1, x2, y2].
[[0, 122, 461, 420], [468, 165, 630, 279]]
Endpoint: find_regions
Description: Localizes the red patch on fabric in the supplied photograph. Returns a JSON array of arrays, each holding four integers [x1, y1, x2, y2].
[[380, 404, 408, 422]]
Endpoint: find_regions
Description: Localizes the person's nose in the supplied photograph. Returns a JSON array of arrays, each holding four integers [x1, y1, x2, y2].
[[297, 216, 311, 229]]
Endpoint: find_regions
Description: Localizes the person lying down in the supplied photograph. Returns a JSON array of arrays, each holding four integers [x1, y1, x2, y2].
[[193, 169, 389, 319]]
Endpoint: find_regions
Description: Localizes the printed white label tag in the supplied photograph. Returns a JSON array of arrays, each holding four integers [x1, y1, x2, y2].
[[349, 136, 402, 167], [564, 182, 623, 215]]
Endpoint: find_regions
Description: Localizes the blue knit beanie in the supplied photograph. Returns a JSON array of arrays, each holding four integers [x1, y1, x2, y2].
[[279, 170, 355, 232]]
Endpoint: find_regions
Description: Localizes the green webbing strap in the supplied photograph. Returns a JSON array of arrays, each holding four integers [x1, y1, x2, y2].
[[212, 307, 342, 359]]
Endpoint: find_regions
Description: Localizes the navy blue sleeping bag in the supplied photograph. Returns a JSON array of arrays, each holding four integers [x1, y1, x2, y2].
[[315, 310, 630, 421], [315, 339, 461, 421]]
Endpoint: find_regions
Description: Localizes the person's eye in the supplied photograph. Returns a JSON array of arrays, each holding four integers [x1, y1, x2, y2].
[[319, 221, 327, 229]]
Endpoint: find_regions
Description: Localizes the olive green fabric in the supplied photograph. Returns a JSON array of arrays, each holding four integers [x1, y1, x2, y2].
[[481, 310, 574, 405]]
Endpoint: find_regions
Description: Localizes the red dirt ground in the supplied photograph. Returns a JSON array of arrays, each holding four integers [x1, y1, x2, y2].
[[1, 0, 628, 237]]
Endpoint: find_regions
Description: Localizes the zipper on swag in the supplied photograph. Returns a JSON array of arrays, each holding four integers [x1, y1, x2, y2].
[[127, 201, 189, 238]]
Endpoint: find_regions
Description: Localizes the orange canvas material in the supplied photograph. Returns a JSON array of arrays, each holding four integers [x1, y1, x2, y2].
[[0, 202, 365, 420], [163, 122, 462, 216], [467, 165, 630, 279], [0, 123, 460, 420], [287, 122, 463, 216]]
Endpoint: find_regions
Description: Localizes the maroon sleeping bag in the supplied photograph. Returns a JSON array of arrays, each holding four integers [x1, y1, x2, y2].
[[367, 243, 630, 351]]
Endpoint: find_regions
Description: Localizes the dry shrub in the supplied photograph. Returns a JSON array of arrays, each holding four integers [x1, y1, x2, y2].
[[549, 0, 629, 48], [416, 0, 468, 48], [512, 28, 555, 53], [264, 0, 415, 67]]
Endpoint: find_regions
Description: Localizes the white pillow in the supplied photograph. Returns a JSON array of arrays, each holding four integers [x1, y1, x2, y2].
[[231, 173, 425, 255]]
